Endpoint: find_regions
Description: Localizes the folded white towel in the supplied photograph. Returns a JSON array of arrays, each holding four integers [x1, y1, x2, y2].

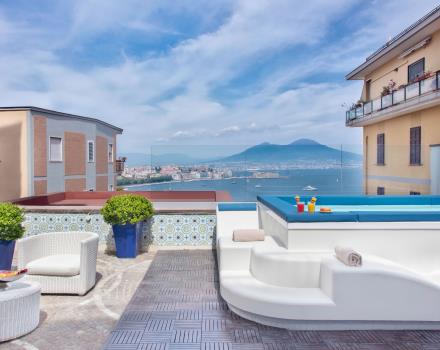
[[335, 246, 362, 267], [233, 229, 265, 242]]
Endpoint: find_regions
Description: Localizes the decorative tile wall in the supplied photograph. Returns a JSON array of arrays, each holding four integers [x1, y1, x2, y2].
[[23, 212, 217, 249], [150, 215, 216, 246]]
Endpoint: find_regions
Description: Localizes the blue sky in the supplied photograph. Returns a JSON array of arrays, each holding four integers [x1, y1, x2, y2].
[[0, 0, 439, 154]]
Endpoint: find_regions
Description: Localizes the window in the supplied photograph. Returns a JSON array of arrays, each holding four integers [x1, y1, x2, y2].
[[377, 187, 385, 195], [108, 143, 114, 163], [410, 191, 421, 195], [408, 58, 425, 83], [410, 126, 422, 165], [87, 141, 95, 162], [49, 137, 63, 162], [377, 133, 385, 165]]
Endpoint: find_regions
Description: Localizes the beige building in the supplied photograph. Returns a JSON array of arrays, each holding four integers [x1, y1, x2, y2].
[[0, 106, 123, 202], [346, 6, 440, 195]]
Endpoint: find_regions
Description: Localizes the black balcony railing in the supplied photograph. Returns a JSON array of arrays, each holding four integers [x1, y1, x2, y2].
[[346, 71, 440, 124]]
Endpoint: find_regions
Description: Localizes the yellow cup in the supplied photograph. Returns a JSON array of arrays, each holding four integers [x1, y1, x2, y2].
[[308, 202, 315, 213]]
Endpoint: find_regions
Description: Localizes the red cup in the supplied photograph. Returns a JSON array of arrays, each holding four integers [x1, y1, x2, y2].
[[297, 202, 305, 213]]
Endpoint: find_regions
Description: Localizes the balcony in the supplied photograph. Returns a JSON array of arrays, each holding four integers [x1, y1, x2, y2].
[[115, 156, 126, 175], [346, 71, 440, 126]]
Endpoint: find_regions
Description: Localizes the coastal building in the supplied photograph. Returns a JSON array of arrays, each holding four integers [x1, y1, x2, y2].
[[0, 106, 123, 201], [346, 6, 440, 195]]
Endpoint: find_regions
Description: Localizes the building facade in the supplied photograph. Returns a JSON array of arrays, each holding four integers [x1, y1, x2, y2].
[[0, 106, 123, 201], [346, 6, 440, 195]]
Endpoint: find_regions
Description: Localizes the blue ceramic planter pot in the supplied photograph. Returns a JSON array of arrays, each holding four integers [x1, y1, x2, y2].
[[112, 223, 138, 258], [0, 240, 16, 270]]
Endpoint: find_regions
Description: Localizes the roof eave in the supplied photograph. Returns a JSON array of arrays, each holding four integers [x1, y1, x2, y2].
[[346, 6, 440, 81], [0, 106, 123, 134]]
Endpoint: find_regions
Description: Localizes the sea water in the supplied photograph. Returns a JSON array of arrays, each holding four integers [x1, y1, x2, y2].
[[129, 168, 363, 201]]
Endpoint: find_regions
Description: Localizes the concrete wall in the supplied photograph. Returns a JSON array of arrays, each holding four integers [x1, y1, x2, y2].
[[431, 145, 440, 195], [258, 203, 289, 248], [363, 105, 440, 194], [32, 111, 117, 194], [0, 110, 29, 201], [97, 123, 117, 190], [362, 29, 440, 101], [64, 131, 86, 176], [33, 116, 47, 178]]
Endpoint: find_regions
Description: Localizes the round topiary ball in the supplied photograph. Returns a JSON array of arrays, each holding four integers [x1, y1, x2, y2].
[[0, 202, 25, 241]]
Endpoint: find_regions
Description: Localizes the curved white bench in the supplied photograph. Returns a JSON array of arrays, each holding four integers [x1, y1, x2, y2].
[[250, 244, 329, 288], [217, 236, 279, 271], [220, 270, 334, 318], [220, 253, 440, 329], [216, 202, 440, 329]]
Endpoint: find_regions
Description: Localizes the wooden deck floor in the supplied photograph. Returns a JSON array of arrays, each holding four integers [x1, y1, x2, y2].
[[104, 250, 440, 350]]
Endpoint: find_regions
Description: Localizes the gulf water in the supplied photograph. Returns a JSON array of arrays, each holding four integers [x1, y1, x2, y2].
[[129, 168, 363, 201]]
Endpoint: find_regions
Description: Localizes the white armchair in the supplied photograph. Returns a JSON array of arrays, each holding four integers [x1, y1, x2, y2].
[[16, 232, 99, 295]]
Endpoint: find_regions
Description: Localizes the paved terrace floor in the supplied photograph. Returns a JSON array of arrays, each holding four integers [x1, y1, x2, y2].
[[1, 250, 156, 350], [104, 250, 440, 350]]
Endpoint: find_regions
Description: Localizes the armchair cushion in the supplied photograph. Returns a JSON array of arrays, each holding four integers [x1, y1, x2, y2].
[[26, 254, 80, 277]]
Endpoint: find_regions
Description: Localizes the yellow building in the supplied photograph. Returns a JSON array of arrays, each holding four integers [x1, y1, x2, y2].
[[346, 6, 440, 195]]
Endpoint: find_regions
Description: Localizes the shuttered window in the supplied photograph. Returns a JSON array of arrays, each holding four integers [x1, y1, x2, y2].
[[108, 143, 114, 163], [88, 141, 95, 162], [410, 126, 421, 165], [49, 137, 63, 162], [377, 133, 385, 165]]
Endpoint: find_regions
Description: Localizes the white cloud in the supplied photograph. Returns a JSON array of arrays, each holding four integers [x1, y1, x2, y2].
[[0, 0, 438, 154]]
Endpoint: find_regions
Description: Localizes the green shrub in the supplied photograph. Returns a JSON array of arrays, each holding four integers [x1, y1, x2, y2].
[[101, 194, 154, 226], [0, 203, 25, 241]]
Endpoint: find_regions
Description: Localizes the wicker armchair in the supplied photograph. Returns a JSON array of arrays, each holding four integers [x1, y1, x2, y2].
[[16, 232, 99, 295]]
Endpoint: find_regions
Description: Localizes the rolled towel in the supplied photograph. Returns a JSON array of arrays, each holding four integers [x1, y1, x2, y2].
[[233, 229, 265, 242], [335, 246, 362, 267]]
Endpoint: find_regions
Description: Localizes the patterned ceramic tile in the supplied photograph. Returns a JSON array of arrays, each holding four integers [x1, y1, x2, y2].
[[23, 212, 217, 248]]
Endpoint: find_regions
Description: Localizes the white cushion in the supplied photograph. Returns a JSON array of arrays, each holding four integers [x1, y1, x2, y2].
[[233, 229, 265, 242], [26, 254, 80, 277]]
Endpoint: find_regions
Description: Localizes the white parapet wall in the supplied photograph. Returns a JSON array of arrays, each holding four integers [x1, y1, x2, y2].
[[258, 202, 440, 274]]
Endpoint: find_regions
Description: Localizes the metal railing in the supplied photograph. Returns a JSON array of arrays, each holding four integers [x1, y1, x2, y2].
[[346, 71, 440, 124]]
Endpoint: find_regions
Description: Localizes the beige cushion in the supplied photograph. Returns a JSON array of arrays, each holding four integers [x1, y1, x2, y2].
[[233, 229, 265, 242], [27, 254, 80, 277]]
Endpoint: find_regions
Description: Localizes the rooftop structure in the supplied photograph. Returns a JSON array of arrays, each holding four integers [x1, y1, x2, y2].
[[0, 106, 123, 201], [345, 6, 440, 195]]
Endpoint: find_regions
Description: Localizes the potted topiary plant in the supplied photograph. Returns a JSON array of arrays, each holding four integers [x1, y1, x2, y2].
[[0, 203, 25, 270], [101, 194, 154, 258]]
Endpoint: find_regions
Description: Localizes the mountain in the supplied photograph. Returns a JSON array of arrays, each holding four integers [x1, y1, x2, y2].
[[289, 138, 321, 146], [219, 139, 362, 164], [121, 139, 362, 167]]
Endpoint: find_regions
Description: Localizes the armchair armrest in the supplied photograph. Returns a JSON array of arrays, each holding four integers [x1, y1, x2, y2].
[[16, 235, 50, 269], [79, 233, 99, 294]]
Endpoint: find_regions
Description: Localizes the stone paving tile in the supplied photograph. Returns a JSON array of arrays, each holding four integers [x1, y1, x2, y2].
[[1, 249, 155, 350], [103, 250, 440, 350]]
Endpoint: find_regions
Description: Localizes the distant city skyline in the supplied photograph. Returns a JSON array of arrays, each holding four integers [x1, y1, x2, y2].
[[0, 0, 438, 152]]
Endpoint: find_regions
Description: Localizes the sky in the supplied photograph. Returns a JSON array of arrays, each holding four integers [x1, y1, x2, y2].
[[0, 0, 439, 155]]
